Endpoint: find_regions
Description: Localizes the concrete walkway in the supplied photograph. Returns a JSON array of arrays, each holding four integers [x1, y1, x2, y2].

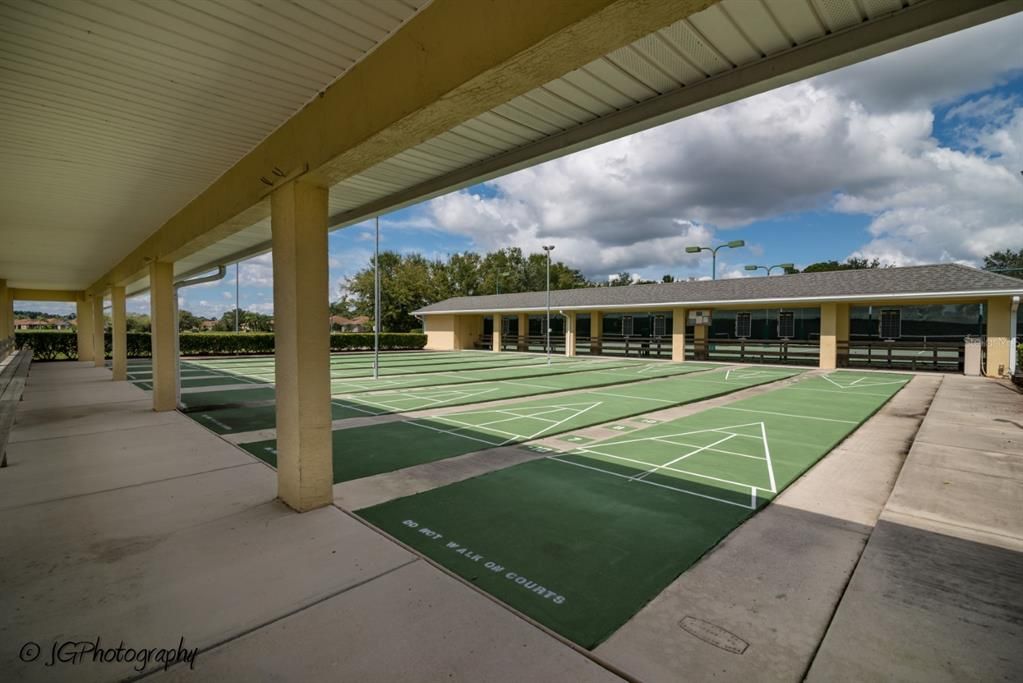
[[807, 375, 1023, 682], [3, 363, 1019, 682], [0, 362, 621, 682]]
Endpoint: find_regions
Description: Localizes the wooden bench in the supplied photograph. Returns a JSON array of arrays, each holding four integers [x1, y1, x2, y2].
[[0, 348, 33, 468]]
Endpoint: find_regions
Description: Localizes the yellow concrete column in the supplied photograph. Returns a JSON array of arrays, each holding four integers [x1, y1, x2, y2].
[[590, 311, 602, 354], [693, 320, 708, 361], [672, 307, 687, 362], [111, 286, 127, 381], [493, 314, 502, 352], [0, 279, 8, 349], [150, 261, 178, 411], [565, 311, 577, 357], [517, 313, 528, 352], [76, 294, 95, 362], [820, 303, 838, 370], [835, 303, 850, 368], [271, 180, 332, 512], [986, 297, 1013, 378], [92, 293, 105, 368]]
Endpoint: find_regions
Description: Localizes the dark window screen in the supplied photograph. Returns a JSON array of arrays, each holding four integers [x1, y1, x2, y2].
[[735, 312, 752, 338], [778, 311, 795, 338], [880, 309, 901, 339]]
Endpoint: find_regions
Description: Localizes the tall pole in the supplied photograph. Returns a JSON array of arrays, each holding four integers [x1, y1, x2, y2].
[[712, 249, 717, 281], [542, 245, 554, 366], [373, 216, 381, 380], [234, 262, 240, 332]]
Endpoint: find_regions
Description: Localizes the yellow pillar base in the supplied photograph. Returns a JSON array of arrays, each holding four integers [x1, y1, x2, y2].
[[272, 181, 333, 512], [672, 308, 686, 362], [111, 286, 127, 381], [493, 314, 502, 352], [76, 295, 95, 362], [819, 302, 838, 370], [565, 311, 576, 357], [150, 261, 178, 411], [92, 293, 105, 368], [517, 313, 528, 352]]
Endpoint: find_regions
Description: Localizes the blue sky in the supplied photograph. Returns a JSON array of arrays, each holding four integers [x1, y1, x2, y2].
[[17, 14, 1023, 317]]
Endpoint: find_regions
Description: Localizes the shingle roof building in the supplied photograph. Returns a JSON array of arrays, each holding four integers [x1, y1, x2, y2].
[[416, 264, 1023, 314]]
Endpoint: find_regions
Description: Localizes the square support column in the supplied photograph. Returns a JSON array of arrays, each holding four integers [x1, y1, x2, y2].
[[986, 296, 1013, 378], [672, 307, 686, 362], [693, 320, 708, 361], [111, 286, 127, 381], [517, 313, 528, 352], [76, 294, 95, 362], [92, 293, 105, 367], [590, 311, 602, 355], [820, 302, 838, 370], [0, 279, 9, 353], [150, 261, 178, 411], [271, 181, 332, 512], [835, 303, 850, 368], [565, 311, 576, 357], [493, 314, 502, 352]]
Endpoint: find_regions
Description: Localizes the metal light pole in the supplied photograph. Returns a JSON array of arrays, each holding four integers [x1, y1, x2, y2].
[[542, 245, 555, 365], [744, 262, 795, 276], [685, 240, 746, 279], [234, 262, 240, 332], [373, 216, 381, 380]]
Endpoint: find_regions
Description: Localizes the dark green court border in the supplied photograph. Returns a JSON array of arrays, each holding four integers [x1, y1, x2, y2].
[[241, 367, 801, 484], [357, 371, 909, 648]]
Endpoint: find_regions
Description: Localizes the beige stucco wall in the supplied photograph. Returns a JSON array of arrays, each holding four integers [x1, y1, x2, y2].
[[986, 296, 1014, 377]]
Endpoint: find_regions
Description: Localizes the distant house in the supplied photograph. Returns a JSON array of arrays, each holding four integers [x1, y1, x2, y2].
[[330, 315, 370, 332], [14, 318, 71, 330], [199, 320, 217, 331]]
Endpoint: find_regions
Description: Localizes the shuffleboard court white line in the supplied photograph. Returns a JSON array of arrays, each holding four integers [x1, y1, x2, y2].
[[548, 456, 754, 509], [631, 433, 738, 481], [588, 392, 674, 403], [574, 448, 768, 492], [405, 420, 505, 447], [718, 406, 859, 424]]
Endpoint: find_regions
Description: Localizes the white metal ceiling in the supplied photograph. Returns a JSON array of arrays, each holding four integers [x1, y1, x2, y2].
[[0, 0, 429, 291], [173, 0, 984, 289]]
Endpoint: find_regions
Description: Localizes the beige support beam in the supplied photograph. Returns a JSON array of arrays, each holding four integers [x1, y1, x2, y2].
[[693, 317, 709, 361], [986, 296, 1013, 377], [591, 311, 603, 355], [672, 308, 687, 362], [91, 293, 105, 368], [76, 294, 94, 362], [820, 302, 838, 370], [150, 262, 178, 411], [565, 311, 576, 357], [4, 286, 12, 340], [86, 0, 715, 294], [111, 286, 127, 381], [10, 288, 80, 302], [271, 181, 333, 512], [517, 313, 529, 352], [493, 314, 502, 352]]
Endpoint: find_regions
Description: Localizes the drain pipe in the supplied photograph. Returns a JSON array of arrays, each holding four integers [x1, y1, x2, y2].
[[1011, 296, 1020, 376], [173, 266, 227, 407]]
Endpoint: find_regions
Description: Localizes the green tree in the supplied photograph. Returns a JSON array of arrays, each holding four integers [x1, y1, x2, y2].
[[126, 313, 150, 333], [178, 309, 203, 332], [983, 248, 1023, 279], [800, 257, 885, 273]]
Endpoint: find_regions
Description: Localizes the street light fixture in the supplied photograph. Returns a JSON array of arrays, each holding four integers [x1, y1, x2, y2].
[[542, 245, 555, 366], [744, 262, 795, 276], [685, 240, 746, 280]]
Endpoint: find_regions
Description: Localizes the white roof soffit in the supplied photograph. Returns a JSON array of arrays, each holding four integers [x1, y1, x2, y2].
[[0, 0, 430, 292], [160, 0, 1021, 294]]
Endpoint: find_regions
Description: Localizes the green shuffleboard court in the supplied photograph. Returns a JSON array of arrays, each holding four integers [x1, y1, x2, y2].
[[182, 362, 718, 434], [357, 371, 910, 648], [241, 366, 801, 483]]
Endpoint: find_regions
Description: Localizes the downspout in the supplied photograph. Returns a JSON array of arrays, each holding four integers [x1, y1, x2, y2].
[[173, 266, 227, 407], [1010, 295, 1019, 376]]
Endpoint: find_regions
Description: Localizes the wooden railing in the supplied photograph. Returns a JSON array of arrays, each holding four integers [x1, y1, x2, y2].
[[690, 339, 820, 365], [846, 340, 970, 372]]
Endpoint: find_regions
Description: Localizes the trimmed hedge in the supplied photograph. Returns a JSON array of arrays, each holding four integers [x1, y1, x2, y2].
[[15, 330, 427, 360]]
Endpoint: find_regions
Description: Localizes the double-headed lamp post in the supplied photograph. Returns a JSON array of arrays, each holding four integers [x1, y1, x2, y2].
[[685, 240, 746, 280], [745, 263, 794, 276], [542, 245, 555, 366]]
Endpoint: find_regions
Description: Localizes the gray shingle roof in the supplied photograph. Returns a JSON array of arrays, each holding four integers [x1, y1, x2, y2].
[[415, 264, 1023, 314]]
